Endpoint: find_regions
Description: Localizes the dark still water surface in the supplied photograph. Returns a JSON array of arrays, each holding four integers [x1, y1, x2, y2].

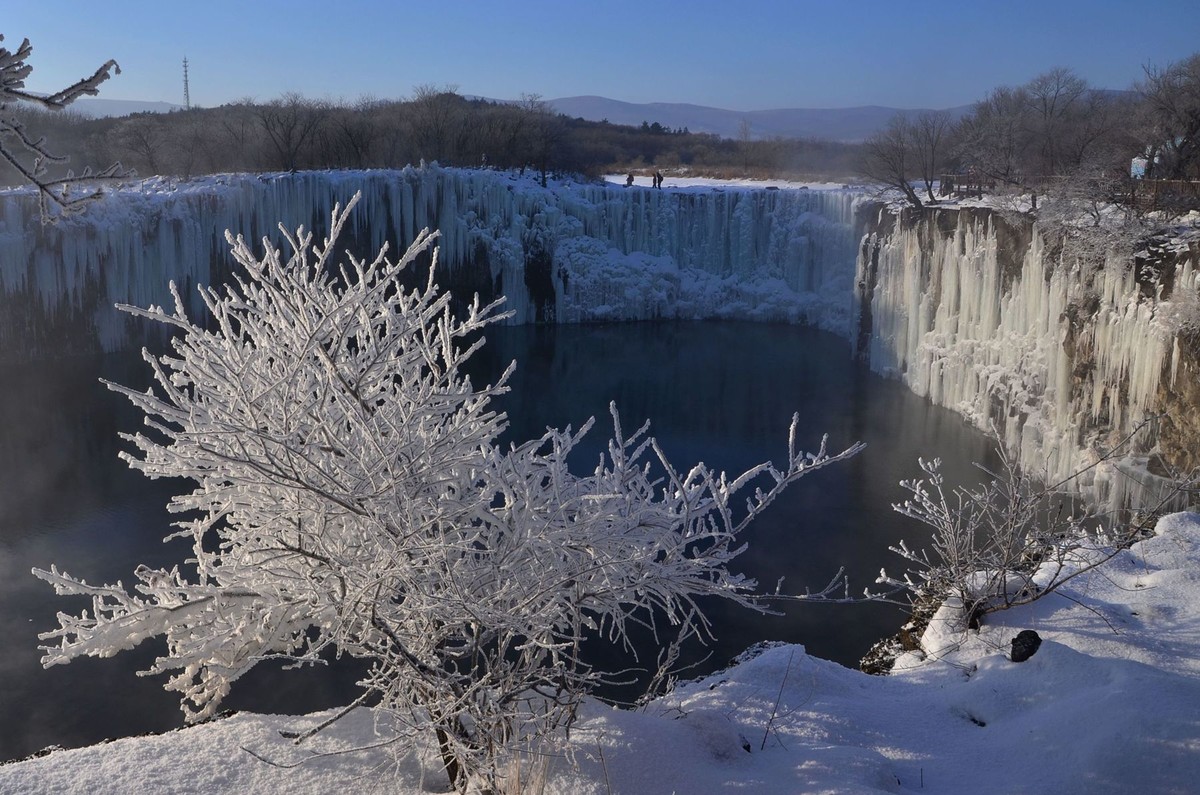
[[0, 321, 996, 761]]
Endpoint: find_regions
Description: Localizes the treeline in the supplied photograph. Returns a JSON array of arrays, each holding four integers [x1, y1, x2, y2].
[[2, 86, 862, 188], [9, 53, 1196, 205], [862, 54, 1200, 212]]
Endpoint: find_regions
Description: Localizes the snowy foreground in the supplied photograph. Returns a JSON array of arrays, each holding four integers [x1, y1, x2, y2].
[[5, 513, 1200, 794]]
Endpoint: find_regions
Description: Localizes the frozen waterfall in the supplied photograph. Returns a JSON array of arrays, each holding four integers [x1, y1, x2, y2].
[[854, 205, 1199, 510], [4, 166, 1195, 511], [0, 167, 863, 358]]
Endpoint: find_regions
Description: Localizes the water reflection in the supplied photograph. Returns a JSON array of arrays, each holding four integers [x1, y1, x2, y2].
[[478, 322, 998, 695], [0, 321, 995, 761], [0, 355, 366, 761]]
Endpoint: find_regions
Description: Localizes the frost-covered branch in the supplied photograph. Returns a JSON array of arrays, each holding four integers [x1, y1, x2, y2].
[[0, 33, 128, 217]]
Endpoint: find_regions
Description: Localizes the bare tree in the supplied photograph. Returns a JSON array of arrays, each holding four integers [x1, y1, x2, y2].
[[256, 92, 327, 172], [1024, 67, 1089, 176], [168, 111, 224, 180], [409, 83, 465, 164], [111, 115, 167, 176], [475, 102, 526, 169], [737, 118, 753, 174], [861, 114, 925, 209], [519, 93, 564, 186], [913, 111, 953, 203], [0, 34, 125, 216], [216, 99, 261, 172], [327, 95, 381, 169], [375, 100, 412, 168], [954, 85, 1034, 187], [1058, 89, 1133, 175]]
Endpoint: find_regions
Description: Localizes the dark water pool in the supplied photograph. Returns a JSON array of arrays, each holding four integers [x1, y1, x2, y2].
[[0, 321, 996, 761]]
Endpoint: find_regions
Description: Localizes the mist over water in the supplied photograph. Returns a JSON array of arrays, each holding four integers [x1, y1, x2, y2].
[[0, 321, 995, 761]]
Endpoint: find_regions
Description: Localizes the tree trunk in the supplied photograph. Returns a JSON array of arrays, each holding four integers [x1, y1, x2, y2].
[[435, 725, 466, 793]]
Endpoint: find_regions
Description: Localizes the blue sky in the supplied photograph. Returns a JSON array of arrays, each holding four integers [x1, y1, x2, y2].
[[7, 1, 1200, 111]]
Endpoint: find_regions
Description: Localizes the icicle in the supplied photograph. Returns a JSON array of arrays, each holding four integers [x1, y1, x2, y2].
[[856, 206, 1187, 513]]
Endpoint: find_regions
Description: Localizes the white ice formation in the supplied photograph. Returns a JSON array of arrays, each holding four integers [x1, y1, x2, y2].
[[1, 166, 1196, 510], [0, 167, 860, 354], [855, 205, 1200, 510]]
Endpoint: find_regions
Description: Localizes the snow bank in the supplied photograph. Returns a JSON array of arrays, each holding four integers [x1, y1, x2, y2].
[[7, 512, 1200, 793]]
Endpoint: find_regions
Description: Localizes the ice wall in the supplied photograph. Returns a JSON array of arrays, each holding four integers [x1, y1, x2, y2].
[[552, 185, 860, 327], [854, 206, 1199, 510], [0, 168, 863, 359]]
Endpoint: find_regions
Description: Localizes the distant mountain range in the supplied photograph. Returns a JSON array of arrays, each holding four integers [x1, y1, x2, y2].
[[68, 96, 974, 143], [547, 96, 974, 142], [71, 98, 184, 117]]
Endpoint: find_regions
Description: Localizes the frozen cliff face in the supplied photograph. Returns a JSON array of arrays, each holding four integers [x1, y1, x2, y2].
[[853, 205, 1199, 510], [0, 168, 863, 359]]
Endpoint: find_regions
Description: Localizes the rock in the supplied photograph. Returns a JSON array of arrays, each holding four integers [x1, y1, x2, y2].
[[1010, 630, 1042, 662]]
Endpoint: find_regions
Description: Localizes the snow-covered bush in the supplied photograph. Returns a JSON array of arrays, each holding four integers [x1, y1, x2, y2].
[[877, 446, 1162, 640], [33, 194, 859, 792]]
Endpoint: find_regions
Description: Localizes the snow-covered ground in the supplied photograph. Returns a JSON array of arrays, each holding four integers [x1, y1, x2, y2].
[[602, 173, 853, 191], [5, 512, 1199, 794]]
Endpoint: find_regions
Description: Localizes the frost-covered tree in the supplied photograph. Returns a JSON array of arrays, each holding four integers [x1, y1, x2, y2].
[[0, 33, 124, 215], [876, 427, 1185, 642], [1139, 52, 1200, 180], [33, 194, 858, 792]]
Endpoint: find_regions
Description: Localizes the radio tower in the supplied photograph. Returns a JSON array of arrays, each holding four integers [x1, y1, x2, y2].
[[182, 57, 191, 110]]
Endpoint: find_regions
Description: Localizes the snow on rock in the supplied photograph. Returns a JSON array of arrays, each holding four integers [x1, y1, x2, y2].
[[7, 512, 1200, 793]]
